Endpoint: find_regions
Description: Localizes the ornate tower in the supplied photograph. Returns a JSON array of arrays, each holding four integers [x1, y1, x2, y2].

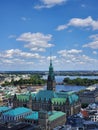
[[47, 59, 56, 91]]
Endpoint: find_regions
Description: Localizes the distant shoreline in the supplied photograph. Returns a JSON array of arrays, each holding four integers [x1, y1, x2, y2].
[[0, 70, 98, 76]]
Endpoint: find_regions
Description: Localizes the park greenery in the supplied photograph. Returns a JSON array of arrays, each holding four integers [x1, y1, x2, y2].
[[1, 74, 46, 87], [63, 77, 98, 86]]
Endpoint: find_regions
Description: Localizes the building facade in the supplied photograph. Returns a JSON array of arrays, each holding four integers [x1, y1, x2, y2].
[[1, 107, 32, 122], [79, 88, 98, 104], [38, 111, 66, 130], [12, 60, 81, 116]]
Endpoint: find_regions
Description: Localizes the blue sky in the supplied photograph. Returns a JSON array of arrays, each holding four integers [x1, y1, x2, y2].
[[0, 0, 98, 71]]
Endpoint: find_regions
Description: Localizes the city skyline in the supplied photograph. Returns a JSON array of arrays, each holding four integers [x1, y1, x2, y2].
[[0, 0, 98, 71]]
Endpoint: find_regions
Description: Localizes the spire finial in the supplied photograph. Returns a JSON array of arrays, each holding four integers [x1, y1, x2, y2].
[[50, 50, 52, 65]]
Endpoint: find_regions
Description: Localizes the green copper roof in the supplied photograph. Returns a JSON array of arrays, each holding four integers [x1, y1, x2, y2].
[[15, 89, 78, 105], [55, 91, 78, 104], [3, 107, 32, 116], [25, 111, 38, 120], [49, 111, 65, 121], [17, 94, 29, 101], [56, 92, 68, 98], [16, 93, 35, 101], [48, 59, 55, 80], [0, 106, 10, 112], [68, 94, 79, 104], [33, 90, 78, 104], [52, 98, 66, 105], [34, 90, 56, 101], [49, 59, 53, 72]]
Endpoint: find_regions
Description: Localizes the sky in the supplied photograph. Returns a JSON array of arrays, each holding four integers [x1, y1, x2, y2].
[[0, 0, 98, 71]]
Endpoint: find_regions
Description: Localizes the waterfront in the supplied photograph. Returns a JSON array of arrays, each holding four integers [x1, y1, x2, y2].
[[43, 75, 98, 92], [43, 75, 98, 81], [55, 75, 98, 81], [56, 85, 85, 92], [44, 84, 85, 92]]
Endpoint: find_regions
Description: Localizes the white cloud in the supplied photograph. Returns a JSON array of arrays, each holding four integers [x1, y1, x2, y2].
[[58, 49, 82, 55], [0, 49, 47, 70], [0, 48, 98, 70], [89, 34, 98, 41], [30, 47, 46, 52], [83, 34, 98, 49], [47, 56, 57, 61], [17, 32, 54, 52], [93, 51, 97, 55], [56, 16, 98, 31], [34, 0, 67, 9], [1, 59, 13, 64], [0, 49, 44, 59], [21, 17, 31, 21], [56, 24, 68, 31], [83, 41, 98, 49], [57, 49, 98, 65]]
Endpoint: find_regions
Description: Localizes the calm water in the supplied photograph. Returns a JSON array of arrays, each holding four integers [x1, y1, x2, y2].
[[43, 75, 98, 82], [43, 75, 98, 92], [55, 85, 85, 92], [44, 84, 85, 92], [55, 76, 98, 82]]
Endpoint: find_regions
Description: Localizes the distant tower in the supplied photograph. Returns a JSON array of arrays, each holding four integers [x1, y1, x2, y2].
[[47, 58, 56, 91]]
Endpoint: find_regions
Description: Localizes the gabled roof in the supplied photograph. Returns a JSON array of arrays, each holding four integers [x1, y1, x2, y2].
[[17, 94, 29, 101], [16, 93, 35, 101], [52, 98, 66, 105]]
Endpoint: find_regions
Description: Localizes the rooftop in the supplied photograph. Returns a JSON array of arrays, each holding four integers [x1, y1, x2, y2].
[[0, 106, 10, 112], [25, 111, 38, 120], [34, 90, 78, 104], [3, 107, 32, 116], [48, 111, 66, 121]]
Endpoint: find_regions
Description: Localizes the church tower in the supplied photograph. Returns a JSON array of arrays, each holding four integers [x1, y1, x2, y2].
[[47, 59, 56, 91]]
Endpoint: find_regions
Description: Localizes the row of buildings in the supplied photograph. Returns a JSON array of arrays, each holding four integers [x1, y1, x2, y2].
[[1, 59, 98, 129], [8, 60, 81, 129], [12, 60, 81, 116]]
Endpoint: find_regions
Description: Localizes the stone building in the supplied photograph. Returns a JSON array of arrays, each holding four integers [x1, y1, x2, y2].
[[1, 107, 32, 122], [0, 106, 11, 116], [79, 88, 98, 104], [38, 110, 66, 130], [12, 59, 81, 117], [0, 106, 66, 130]]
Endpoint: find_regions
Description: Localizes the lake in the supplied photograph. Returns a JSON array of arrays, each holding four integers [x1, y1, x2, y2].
[[55, 85, 85, 92], [43, 75, 98, 92], [43, 75, 98, 82]]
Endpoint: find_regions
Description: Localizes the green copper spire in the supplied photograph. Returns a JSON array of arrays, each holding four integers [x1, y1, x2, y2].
[[49, 59, 54, 77], [47, 58, 56, 91]]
